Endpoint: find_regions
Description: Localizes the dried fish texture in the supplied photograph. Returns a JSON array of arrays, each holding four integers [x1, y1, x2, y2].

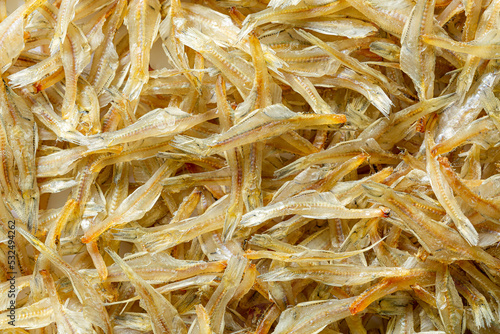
[[3, 0, 500, 332], [122, 0, 160, 100]]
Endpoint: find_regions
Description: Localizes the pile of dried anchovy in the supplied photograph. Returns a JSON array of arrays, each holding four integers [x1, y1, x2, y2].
[[1, 0, 500, 332]]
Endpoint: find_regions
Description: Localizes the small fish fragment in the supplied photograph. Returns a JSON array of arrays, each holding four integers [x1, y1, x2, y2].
[[272, 297, 356, 334], [0, 0, 46, 72], [106, 249, 188, 334], [172, 104, 345, 156], [122, 0, 161, 100], [87, 107, 217, 150], [16, 227, 112, 333], [240, 191, 389, 228], [81, 160, 180, 243]]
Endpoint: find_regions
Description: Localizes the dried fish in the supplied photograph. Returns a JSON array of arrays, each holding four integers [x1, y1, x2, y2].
[[240, 191, 389, 229], [106, 249, 188, 334], [400, 0, 436, 100], [363, 182, 500, 270], [81, 160, 180, 243], [122, 0, 161, 100], [87, 107, 218, 150], [425, 114, 478, 245], [17, 227, 112, 333], [173, 104, 345, 156], [88, 0, 126, 95], [4, 0, 500, 332], [0, 0, 46, 73]]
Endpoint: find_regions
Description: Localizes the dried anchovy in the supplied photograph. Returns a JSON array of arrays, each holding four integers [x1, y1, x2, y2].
[[1, 0, 500, 333]]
